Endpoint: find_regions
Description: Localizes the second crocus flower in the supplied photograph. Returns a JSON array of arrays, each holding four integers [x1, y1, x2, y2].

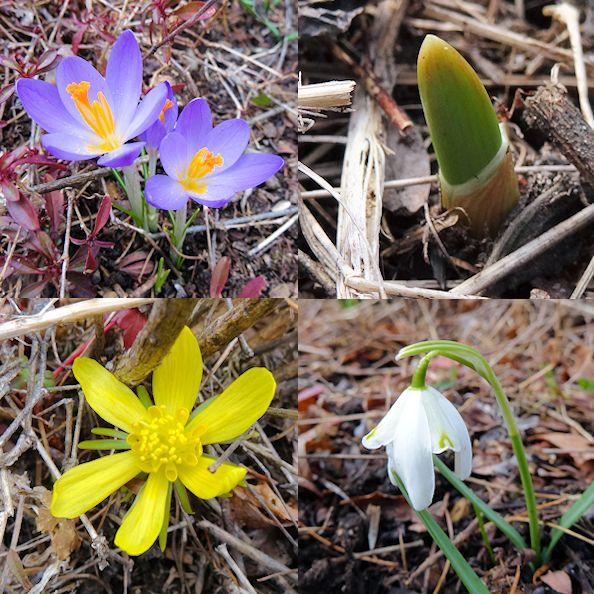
[[145, 98, 284, 210], [362, 385, 472, 511]]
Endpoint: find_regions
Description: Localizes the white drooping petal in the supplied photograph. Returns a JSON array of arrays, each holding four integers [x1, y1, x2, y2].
[[362, 388, 419, 449], [386, 442, 398, 487], [391, 391, 435, 510], [421, 386, 472, 479]]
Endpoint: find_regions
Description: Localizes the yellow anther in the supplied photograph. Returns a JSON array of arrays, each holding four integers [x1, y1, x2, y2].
[[179, 147, 224, 194], [65, 80, 121, 152], [159, 99, 174, 123], [127, 405, 202, 476]]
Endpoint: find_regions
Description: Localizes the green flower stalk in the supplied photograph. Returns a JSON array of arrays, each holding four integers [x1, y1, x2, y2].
[[418, 35, 520, 237]]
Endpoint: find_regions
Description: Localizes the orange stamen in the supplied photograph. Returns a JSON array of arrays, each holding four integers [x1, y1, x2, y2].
[[66, 81, 121, 152], [159, 99, 174, 123], [180, 147, 224, 193]]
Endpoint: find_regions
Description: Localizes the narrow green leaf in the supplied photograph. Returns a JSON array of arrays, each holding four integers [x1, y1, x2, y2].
[[543, 481, 594, 562], [392, 471, 489, 594], [472, 502, 495, 563], [136, 385, 153, 408], [174, 479, 194, 515], [78, 439, 130, 450], [434, 456, 527, 550], [91, 427, 128, 439], [159, 482, 174, 551]]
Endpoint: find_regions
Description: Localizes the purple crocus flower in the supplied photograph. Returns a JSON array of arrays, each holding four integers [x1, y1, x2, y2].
[[15, 30, 167, 168], [144, 98, 284, 210], [139, 81, 178, 153]]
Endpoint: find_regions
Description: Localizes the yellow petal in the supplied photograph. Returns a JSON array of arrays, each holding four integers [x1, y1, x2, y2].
[[186, 368, 276, 445], [51, 451, 140, 519], [114, 470, 170, 556], [73, 358, 148, 432], [152, 326, 203, 415], [178, 455, 246, 499]]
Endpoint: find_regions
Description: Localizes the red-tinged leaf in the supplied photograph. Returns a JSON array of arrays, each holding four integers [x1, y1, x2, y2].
[[1, 180, 19, 202], [71, 25, 89, 55], [238, 276, 267, 298], [5, 194, 40, 231], [66, 272, 96, 297], [8, 259, 42, 274], [93, 195, 111, 234], [42, 174, 65, 236], [172, 1, 217, 20], [21, 280, 49, 298], [0, 55, 19, 70], [113, 309, 147, 348], [118, 251, 154, 277], [0, 83, 15, 105], [210, 256, 230, 297], [36, 50, 60, 73], [84, 248, 98, 273]]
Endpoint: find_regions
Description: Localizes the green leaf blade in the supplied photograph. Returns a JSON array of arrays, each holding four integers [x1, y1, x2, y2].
[[417, 35, 502, 186]]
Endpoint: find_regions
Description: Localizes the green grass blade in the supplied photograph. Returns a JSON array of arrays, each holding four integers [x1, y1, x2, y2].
[[392, 472, 489, 594], [78, 439, 130, 450], [543, 481, 594, 562], [434, 456, 527, 550]]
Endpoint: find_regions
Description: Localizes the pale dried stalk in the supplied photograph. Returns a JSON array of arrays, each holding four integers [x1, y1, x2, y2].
[[297, 80, 356, 109], [544, 2, 594, 129], [0, 298, 154, 340], [336, 89, 385, 297]]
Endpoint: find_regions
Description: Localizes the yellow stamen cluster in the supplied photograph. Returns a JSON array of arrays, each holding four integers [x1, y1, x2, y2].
[[159, 99, 174, 123], [127, 405, 202, 481], [180, 147, 224, 194], [66, 81, 122, 152]]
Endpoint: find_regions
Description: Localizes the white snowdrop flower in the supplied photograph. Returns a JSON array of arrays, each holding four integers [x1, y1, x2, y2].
[[362, 386, 472, 511]]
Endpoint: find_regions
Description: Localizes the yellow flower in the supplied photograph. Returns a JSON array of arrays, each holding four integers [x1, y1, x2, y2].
[[50, 327, 276, 556]]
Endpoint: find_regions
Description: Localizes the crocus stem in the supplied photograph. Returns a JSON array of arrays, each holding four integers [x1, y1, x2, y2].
[[171, 204, 187, 266], [122, 165, 147, 231], [145, 151, 159, 232]]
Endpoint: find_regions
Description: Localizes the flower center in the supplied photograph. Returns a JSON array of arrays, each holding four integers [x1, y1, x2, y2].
[[159, 99, 174, 123], [66, 81, 121, 152], [438, 431, 454, 450], [127, 405, 202, 481], [179, 147, 224, 194]]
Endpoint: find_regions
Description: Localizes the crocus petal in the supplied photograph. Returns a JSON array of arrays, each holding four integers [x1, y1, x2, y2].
[[114, 470, 169, 556], [141, 120, 166, 151], [56, 56, 111, 128], [162, 81, 178, 131], [175, 98, 213, 155], [185, 368, 276, 445], [187, 153, 284, 208], [97, 141, 145, 167], [159, 132, 189, 179], [51, 451, 140, 518], [42, 133, 102, 161], [124, 83, 168, 140], [422, 387, 472, 479], [145, 174, 189, 211], [106, 30, 142, 132], [72, 357, 148, 432], [362, 387, 417, 449], [204, 119, 249, 172], [178, 456, 246, 499], [392, 392, 434, 511], [153, 327, 203, 415], [15, 78, 89, 137]]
